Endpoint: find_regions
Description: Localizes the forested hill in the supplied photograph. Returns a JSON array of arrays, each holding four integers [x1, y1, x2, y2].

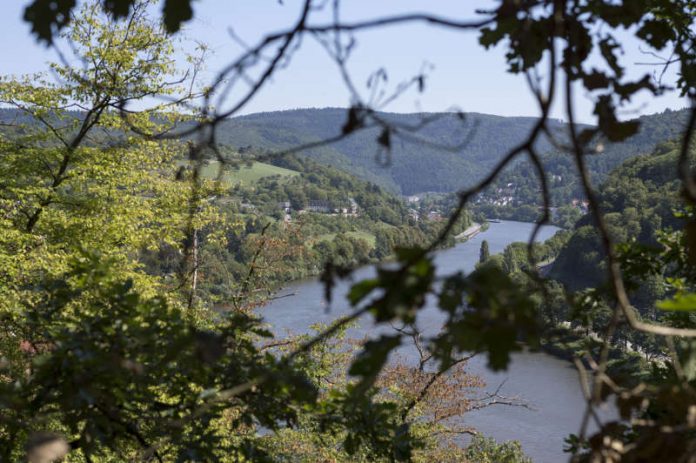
[[466, 108, 689, 224], [582, 108, 689, 175], [215, 108, 687, 195], [0, 106, 558, 194], [214, 108, 565, 194], [551, 141, 684, 290], [1, 107, 688, 196]]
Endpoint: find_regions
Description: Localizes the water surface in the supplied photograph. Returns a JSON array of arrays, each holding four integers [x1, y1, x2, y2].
[[260, 221, 616, 463]]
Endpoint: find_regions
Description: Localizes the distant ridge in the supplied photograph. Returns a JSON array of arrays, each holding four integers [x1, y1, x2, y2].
[[215, 107, 688, 195], [215, 108, 565, 194], [1, 106, 688, 195]]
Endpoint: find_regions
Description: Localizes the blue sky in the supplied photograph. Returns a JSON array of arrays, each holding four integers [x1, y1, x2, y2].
[[1, 0, 688, 123]]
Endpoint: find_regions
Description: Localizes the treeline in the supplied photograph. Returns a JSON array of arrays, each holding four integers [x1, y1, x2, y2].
[[214, 108, 567, 194], [552, 140, 683, 291]]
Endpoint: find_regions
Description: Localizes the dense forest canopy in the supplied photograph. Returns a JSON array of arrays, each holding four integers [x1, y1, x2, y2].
[[194, 107, 691, 196], [212, 109, 565, 195], [552, 142, 686, 289], [2, 104, 684, 199], [3, 0, 696, 462], [473, 109, 691, 224]]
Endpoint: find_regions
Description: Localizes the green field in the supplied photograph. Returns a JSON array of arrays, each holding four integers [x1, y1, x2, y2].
[[193, 160, 299, 184]]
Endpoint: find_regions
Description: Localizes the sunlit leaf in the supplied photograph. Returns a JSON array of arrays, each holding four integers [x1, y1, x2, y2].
[[657, 293, 696, 311]]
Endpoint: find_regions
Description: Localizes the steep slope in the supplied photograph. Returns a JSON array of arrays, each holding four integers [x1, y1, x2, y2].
[[215, 108, 563, 195], [550, 142, 684, 290], [469, 109, 690, 222], [215, 108, 688, 195], [1, 107, 688, 196]]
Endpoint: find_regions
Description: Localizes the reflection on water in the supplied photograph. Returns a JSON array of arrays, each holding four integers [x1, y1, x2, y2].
[[260, 221, 616, 463]]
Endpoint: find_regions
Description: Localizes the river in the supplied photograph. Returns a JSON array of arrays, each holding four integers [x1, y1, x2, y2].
[[259, 220, 617, 463]]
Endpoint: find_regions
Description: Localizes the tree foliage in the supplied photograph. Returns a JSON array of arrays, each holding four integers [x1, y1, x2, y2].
[[479, 240, 490, 264], [0, 2, 513, 461], [8, 0, 696, 461]]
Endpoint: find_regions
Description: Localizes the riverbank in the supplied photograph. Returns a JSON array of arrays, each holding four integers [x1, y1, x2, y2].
[[261, 217, 482, 297], [454, 221, 489, 242], [538, 326, 653, 387], [262, 221, 577, 463]]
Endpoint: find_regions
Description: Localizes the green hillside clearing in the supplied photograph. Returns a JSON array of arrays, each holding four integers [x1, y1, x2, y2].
[[191, 160, 299, 185]]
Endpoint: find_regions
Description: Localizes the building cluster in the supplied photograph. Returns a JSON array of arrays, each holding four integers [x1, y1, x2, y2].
[[404, 194, 446, 223], [490, 182, 516, 206], [278, 198, 359, 216], [476, 180, 591, 214]]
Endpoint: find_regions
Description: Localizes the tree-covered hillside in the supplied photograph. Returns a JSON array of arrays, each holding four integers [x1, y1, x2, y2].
[[551, 141, 685, 291], [1, 106, 686, 200], [214, 108, 565, 194], [173, 154, 473, 306], [216, 108, 687, 197], [0, 107, 557, 194], [474, 109, 689, 223]]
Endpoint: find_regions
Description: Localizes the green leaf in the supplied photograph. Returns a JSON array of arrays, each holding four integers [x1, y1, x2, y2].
[[347, 278, 379, 306], [583, 70, 611, 90], [637, 18, 674, 49], [438, 272, 466, 314], [103, 0, 133, 18], [162, 0, 194, 33], [377, 127, 391, 150], [657, 293, 696, 311], [24, 0, 77, 44], [342, 105, 365, 135], [434, 265, 540, 370]]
